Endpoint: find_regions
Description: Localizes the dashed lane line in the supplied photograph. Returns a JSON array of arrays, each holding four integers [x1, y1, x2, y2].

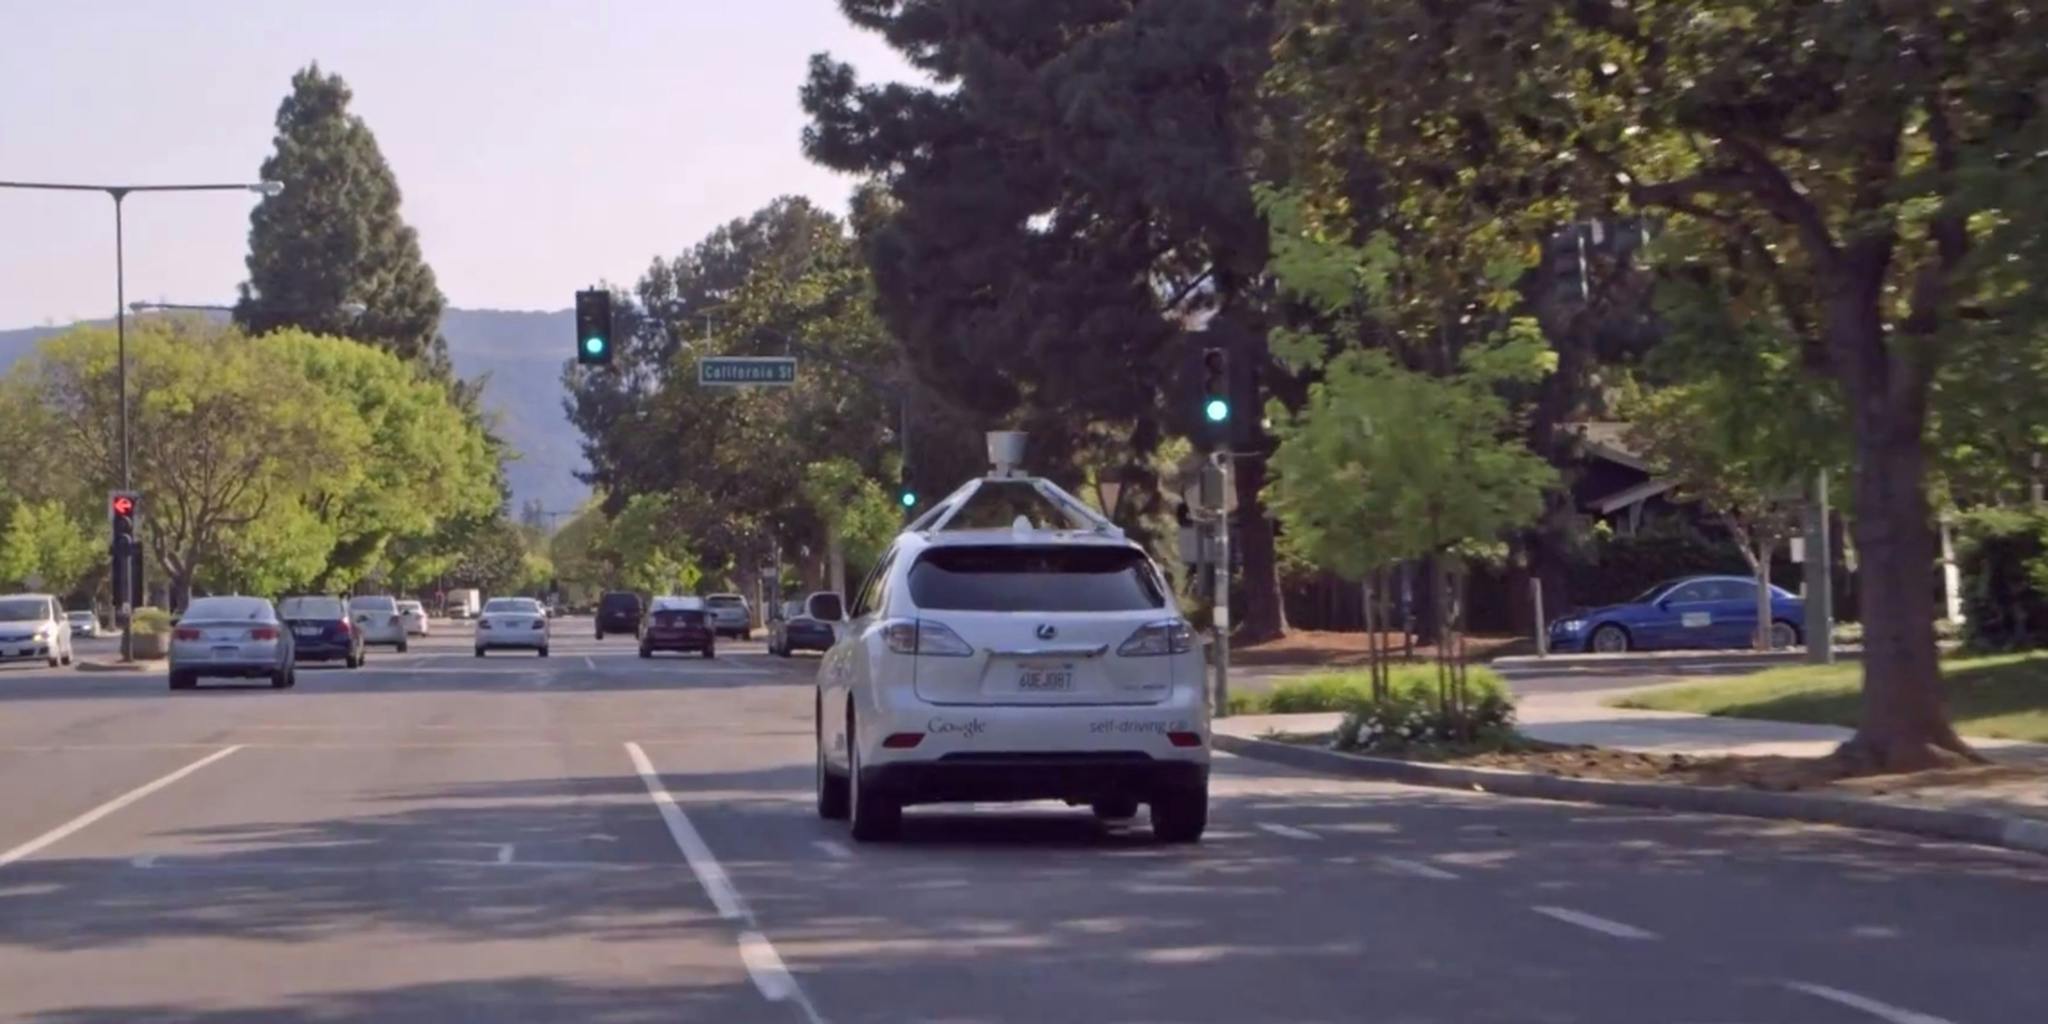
[[0, 745, 242, 871], [1530, 905, 1659, 941], [1377, 856, 1459, 880], [812, 839, 853, 860], [626, 741, 825, 1024], [1781, 981, 1954, 1024], [1256, 822, 1322, 841]]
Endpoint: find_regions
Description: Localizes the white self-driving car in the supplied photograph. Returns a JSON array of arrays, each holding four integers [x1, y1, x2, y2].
[[815, 436, 1209, 843]]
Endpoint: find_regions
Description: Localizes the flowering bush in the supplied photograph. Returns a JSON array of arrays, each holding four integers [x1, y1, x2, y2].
[[1331, 680, 1516, 754]]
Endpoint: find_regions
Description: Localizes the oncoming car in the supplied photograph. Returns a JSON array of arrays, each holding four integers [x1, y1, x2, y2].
[[815, 452, 1208, 844], [476, 597, 550, 657], [0, 594, 72, 668]]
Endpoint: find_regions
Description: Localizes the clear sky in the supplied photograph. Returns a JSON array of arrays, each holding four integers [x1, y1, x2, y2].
[[0, 0, 916, 327]]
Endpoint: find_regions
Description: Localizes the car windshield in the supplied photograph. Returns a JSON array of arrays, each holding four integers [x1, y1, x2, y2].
[[399, 601, 424, 613], [654, 609, 704, 625], [353, 596, 397, 611], [0, 598, 49, 622], [1630, 581, 1680, 604], [484, 599, 540, 613], [184, 597, 273, 622], [908, 546, 1167, 612], [67, 611, 93, 622], [278, 597, 346, 619]]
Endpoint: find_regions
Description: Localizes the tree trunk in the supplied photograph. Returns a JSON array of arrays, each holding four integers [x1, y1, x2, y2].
[[1233, 454, 1289, 644]]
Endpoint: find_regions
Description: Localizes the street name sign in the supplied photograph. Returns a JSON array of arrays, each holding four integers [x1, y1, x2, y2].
[[699, 356, 797, 387]]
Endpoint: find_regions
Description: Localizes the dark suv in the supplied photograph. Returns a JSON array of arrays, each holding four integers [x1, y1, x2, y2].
[[595, 591, 643, 640]]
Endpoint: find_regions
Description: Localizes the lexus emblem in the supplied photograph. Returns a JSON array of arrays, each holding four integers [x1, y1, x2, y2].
[[1035, 623, 1058, 641]]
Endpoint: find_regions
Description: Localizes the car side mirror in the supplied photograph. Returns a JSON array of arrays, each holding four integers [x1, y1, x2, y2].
[[806, 593, 846, 623]]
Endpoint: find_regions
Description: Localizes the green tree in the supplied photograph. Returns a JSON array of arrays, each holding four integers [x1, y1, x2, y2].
[[803, 0, 1295, 641], [602, 494, 702, 597], [1267, 0, 2048, 770], [802, 458, 901, 594], [236, 64, 448, 367], [445, 516, 532, 596], [0, 500, 98, 596], [2, 320, 347, 608]]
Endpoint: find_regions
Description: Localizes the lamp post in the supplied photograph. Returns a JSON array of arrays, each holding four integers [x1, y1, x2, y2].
[[2, 180, 280, 656], [0, 179, 282, 493]]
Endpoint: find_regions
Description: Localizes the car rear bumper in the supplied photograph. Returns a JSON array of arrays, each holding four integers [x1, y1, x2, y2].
[[478, 634, 546, 649], [643, 632, 712, 651], [294, 641, 354, 661], [169, 659, 278, 677], [860, 753, 1207, 806], [782, 628, 833, 650]]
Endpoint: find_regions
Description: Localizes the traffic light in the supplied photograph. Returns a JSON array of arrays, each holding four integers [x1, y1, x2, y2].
[[1201, 348, 1230, 424], [898, 470, 918, 510], [1548, 224, 1589, 305], [574, 289, 614, 365], [108, 491, 141, 612]]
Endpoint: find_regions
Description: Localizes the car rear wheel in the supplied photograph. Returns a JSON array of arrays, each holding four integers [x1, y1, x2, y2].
[[1769, 620, 1801, 650], [1150, 787, 1207, 843], [538, 646, 550, 658], [1091, 797, 1140, 821], [816, 697, 850, 820], [703, 645, 715, 659], [474, 648, 485, 658], [1590, 624, 1630, 654], [271, 666, 291, 689], [397, 641, 409, 654], [639, 646, 651, 659]]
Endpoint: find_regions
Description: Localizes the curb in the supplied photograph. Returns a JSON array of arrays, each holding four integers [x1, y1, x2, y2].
[[72, 660, 165, 674], [1213, 732, 2048, 857]]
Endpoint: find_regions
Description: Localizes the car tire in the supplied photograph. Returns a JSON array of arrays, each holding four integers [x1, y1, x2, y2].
[[271, 667, 291, 689], [1091, 797, 1140, 821], [704, 645, 716, 659], [397, 641, 409, 654], [169, 671, 195, 691], [639, 646, 651, 659], [1589, 624, 1631, 654], [1770, 620, 1801, 650], [538, 647, 549, 658], [816, 697, 851, 821], [847, 723, 901, 842], [1150, 787, 1207, 843], [474, 648, 485, 658], [595, 630, 604, 641]]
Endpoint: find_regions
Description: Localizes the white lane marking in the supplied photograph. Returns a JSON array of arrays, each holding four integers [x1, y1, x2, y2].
[[1257, 822, 1322, 841], [130, 854, 157, 868], [1781, 981, 1954, 1024], [496, 843, 514, 864], [0, 745, 242, 871], [583, 656, 596, 670], [1378, 856, 1459, 880], [812, 839, 852, 860], [1530, 905, 1659, 941], [625, 741, 824, 1023]]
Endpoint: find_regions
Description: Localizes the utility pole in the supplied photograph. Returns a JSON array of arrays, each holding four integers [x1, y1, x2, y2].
[[1804, 468, 1834, 665], [1208, 452, 1234, 717]]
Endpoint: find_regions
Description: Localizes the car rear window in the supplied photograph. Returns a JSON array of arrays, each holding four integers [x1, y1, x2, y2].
[[484, 599, 540, 613], [907, 546, 1167, 612], [601, 593, 641, 611], [707, 595, 743, 607], [654, 609, 705, 626], [279, 597, 345, 619], [353, 596, 397, 611], [185, 597, 274, 621]]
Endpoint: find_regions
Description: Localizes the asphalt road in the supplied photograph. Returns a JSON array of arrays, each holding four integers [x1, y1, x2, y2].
[[0, 618, 2041, 1023]]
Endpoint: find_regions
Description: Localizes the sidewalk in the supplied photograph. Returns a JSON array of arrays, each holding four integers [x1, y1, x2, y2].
[[1213, 686, 2048, 852]]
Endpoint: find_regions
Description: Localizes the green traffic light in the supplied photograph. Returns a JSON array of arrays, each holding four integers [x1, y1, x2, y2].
[[1204, 398, 1230, 423], [583, 336, 606, 356], [900, 491, 918, 508]]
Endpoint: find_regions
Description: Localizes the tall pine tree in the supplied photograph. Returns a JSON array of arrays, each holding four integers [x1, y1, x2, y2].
[[236, 64, 447, 367]]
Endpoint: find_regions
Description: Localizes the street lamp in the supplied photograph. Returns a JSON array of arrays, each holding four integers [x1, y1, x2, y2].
[[0, 179, 283, 493]]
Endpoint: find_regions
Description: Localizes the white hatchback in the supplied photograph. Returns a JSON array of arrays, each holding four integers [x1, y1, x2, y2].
[[815, 505, 1209, 844], [350, 595, 409, 652]]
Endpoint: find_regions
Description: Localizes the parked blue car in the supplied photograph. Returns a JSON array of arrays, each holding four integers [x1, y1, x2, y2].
[[1548, 575, 1804, 653]]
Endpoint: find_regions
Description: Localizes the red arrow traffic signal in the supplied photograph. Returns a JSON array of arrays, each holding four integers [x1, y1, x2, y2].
[[110, 495, 134, 517]]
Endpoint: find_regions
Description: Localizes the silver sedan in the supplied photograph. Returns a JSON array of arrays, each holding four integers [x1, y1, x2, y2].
[[168, 596, 296, 690]]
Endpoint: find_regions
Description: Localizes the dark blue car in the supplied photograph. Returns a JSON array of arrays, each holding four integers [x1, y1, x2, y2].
[[1548, 575, 1804, 654]]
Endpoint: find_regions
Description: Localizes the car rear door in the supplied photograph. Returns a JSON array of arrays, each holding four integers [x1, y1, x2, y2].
[[1708, 580, 1762, 648], [1656, 580, 1722, 650], [904, 545, 1179, 708]]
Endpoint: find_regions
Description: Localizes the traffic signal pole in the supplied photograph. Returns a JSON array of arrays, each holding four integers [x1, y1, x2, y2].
[[1211, 452, 1234, 718]]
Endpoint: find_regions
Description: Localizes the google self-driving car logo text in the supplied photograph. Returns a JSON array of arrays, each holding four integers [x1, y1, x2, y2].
[[927, 717, 988, 738]]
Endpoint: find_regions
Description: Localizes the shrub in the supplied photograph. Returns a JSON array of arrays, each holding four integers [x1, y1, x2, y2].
[[1956, 509, 2048, 650], [130, 607, 173, 636]]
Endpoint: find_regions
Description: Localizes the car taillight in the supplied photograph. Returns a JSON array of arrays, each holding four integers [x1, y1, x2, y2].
[[388, 615, 400, 625], [882, 732, 925, 749], [336, 621, 351, 636], [1168, 731, 1204, 748], [1117, 620, 1195, 656], [248, 627, 279, 641], [882, 619, 974, 657], [478, 619, 492, 630], [530, 620, 544, 630], [173, 627, 202, 641]]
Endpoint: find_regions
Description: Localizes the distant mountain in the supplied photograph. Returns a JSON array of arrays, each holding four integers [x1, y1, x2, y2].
[[0, 309, 589, 516]]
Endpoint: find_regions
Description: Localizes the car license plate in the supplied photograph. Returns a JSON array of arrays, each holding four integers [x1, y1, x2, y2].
[[1017, 664, 1076, 693], [294, 626, 322, 638], [211, 645, 239, 658]]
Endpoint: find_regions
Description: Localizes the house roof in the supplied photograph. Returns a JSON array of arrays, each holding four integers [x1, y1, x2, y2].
[[1563, 421, 1650, 472]]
